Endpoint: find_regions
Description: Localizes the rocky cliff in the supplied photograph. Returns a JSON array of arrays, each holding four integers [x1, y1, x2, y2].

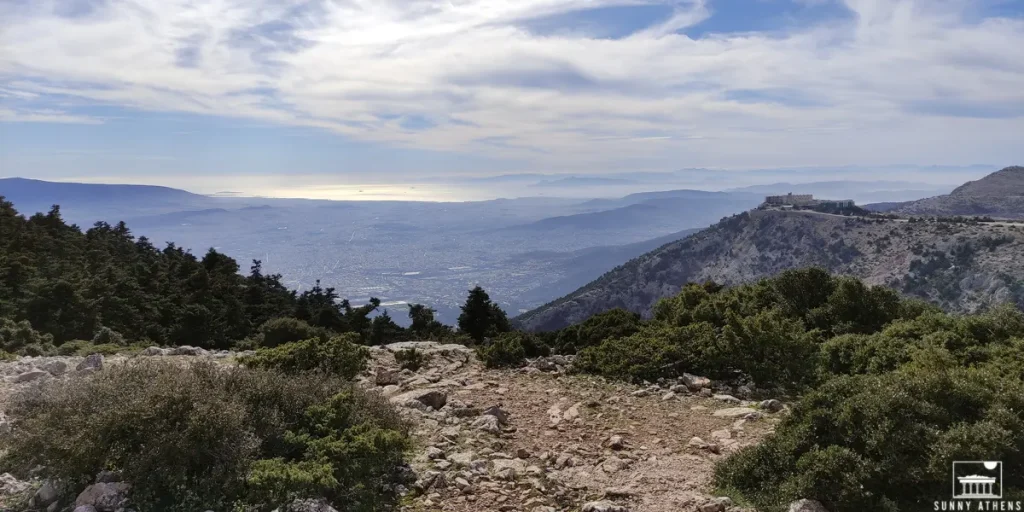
[[517, 209, 1024, 331]]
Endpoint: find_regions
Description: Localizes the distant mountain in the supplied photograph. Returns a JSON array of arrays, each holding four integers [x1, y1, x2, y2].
[[516, 209, 1024, 331], [0, 177, 218, 224], [512, 228, 701, 308], [529, 176, 638, 188], [891, 166, 1024, 218]]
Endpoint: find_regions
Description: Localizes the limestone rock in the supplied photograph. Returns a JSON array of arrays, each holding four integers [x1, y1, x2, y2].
[[169, 345, 208, 356], [14, 370, 49, 383], [581, 500, 628, 512], [472, 414, 502, 434], [760, 399, 784, 413], [699, 497, 733, 512], [74, 482, 130, 511], [606, 435, 625, 450], [789, 499, 829, 512], [41, 360, 67, 376], [76, 354, 104, 372], [712, 407, 759, 418], [34, 481, 59, 507], [140, 346, 167, 356], [390, 389, 447, 410], [375, 370, 400, 386], [681, 373, 711, 390]]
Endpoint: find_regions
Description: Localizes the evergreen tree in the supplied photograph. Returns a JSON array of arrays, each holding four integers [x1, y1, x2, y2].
[[457, 286, 510, 342]]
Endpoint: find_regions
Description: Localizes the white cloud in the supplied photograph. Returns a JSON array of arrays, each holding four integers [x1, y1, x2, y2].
[[0, 0, 1022, 170]]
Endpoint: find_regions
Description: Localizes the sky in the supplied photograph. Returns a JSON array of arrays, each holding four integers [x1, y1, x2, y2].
[[1, 0, 1023, 198]]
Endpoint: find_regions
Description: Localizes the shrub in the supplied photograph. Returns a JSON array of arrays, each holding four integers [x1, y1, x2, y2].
[[714, 359, 1024, 511], [553, 308, 641, 354], [240, 334, 369, 379], [254, 317, 328, 348], [574, 329, 683, 382], [477, 332, 528, 368], [0, 318, 56, 356], [91, 326, 126, 345], [1, 360, 409, 512], [394, 347, 429, 371]]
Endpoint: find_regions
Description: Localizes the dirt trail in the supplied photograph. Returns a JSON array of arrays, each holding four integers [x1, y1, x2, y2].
[[366, 342, 782, 512]]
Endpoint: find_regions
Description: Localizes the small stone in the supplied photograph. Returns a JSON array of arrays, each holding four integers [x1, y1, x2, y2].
[[472, 414, 502, 434], [581, 500, 628, 512], [630, 389, 648, 397], [759, 399, 784, 413], [483, 405, 510, 425], [661, 391, 676, 401], [712, 394, 741, 403], [670, 384, 689, 393], [425, 446, 446, 460], [606, 435, 625, 450], [76, 354, 104, 372], [73, 507, 97, 512], [686, 436, 720, 454], [789, 499, 829, 512], [700, 388, 713, 397], [516, 447, 531, 459]]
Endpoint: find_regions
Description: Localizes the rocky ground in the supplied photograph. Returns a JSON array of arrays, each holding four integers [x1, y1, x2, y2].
[[0, 343, 808, 512]]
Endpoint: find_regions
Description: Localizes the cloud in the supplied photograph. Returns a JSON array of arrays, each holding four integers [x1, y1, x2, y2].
[[0, 0, 1022, 170]]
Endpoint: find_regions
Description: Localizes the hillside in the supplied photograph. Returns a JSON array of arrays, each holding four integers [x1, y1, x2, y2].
[[517, 209, 1024, 330], [891, 165, 1024, 218]]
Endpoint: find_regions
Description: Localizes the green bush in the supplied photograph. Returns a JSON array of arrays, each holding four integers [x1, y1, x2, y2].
[[254, 317, 329, 348], [91, 326, 126, 345], [714, 356, 1024, 511], [0, 318, 56, 356], [394, 347, 429, 371], [477, 332, 528, 368], [1, 360, 409, 512], [240, 334, 369, 379], [575, 329, 683, 382], [553, 308, 641, 354]]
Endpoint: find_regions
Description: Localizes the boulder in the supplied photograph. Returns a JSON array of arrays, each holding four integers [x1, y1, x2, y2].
[[759, 399, 784, 413], [686, 436, 720, 454], [34, 481, 59, 507], [389, 389, 447, 410], [681, 373, 711, 390], [14, 370, 49, 383], [0, 473, 30, 495], [789, 499, 829, 512], [169, 345, 208, 356], [140, 346, 167, 356], [76, 354, 104, 372], [95, 470, 122, 483], [712, 394, 741, 403], [41, 360, 68, 376], [74, 482, 130, 511], [699, 497, 733, 512], [73, 507, 97, 512], [581, 501, 628, 512]]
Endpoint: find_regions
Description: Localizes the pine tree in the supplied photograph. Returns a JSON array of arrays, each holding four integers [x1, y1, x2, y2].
[[457, 286, 510, 342]]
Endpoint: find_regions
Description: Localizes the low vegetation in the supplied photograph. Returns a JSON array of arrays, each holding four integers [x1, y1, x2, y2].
[[1, 360, 408, 512]]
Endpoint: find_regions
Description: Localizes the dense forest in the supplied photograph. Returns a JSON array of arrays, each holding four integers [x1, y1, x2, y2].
[[0, 199, 511, 356]]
